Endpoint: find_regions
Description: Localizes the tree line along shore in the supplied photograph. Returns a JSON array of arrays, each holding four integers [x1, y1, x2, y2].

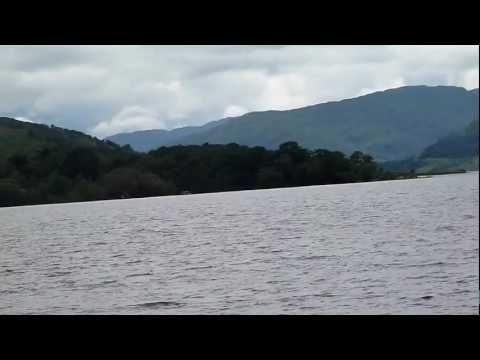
[[0, 139, 414, 208]]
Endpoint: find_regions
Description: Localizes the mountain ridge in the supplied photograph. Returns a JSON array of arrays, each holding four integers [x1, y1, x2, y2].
[[106, 85, 479, 161]]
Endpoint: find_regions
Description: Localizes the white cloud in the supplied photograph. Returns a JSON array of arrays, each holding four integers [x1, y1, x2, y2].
[[463, 68, 480, 90], [223, 105, 248, 118], [0, 45, 477, 137], [14, 116, 37, 123], [258, 73, 310, 110], [90, 106, 166, 138], [357, 78, 407, 97]]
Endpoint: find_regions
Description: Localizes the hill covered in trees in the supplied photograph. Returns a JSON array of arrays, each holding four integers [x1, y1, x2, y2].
[[0, 117, 409, 207], [107, 86, 479, 162], [420, 119, 479, 159], [381, 118, 479, 173]]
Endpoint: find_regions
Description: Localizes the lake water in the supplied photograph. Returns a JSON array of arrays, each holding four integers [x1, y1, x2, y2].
[[0, 172, 478, 314]]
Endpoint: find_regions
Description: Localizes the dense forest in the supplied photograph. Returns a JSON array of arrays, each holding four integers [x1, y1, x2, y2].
[[0, 117, 411, 207]]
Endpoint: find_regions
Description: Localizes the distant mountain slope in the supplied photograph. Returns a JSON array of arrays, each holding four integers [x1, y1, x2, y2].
[[106, 86, 479, 161], [380, 118, 479, 173], [420, 118, 479, 159], [106, 117, 231, 152]]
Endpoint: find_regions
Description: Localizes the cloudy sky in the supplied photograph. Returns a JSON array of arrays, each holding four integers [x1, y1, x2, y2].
[[1, 45, 478, 138]]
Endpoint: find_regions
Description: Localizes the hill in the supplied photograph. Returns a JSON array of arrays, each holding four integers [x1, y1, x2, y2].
[[106, 86, 479, 161], [0, 117, 408, 207], [0, 117, 123, 158], [420, 118, 479, 159], [380, 118, 479, 173], [106, 117, 230, 152], [0, 117, 140, 206]]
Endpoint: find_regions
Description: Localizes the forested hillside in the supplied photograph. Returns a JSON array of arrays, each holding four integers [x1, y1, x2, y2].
[[0, 118, 408, 207]]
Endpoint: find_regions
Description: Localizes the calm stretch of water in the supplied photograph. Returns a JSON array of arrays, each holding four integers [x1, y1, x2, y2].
[[1, 172, 478, 314]]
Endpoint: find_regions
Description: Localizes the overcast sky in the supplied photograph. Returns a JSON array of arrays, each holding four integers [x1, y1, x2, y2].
[[1, 45, 478, 138]]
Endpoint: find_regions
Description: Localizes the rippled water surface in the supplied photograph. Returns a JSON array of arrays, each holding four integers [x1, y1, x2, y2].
[[1, 172, 478, 314]]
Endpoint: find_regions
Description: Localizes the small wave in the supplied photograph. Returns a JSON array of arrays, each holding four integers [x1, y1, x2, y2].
[[279, 236, 302, 240], [101, 280, 117, 285], [185, 265, 214, 271], [133, 301, 183, 308], [386, 262, 405, 266], [420, 295, 434, 300], [453, 289, 471, 294], [299, 255, 330, 260], [435, 225, 456, 231], [364, 294, 382, 299], [0, 289, 19, 295], [126, 272, 153, 278], [314, 292, 335, 298], [401, 262, 447, 268], [126, 260, 142, 265], [230, 260, 252, 266], [350, 278, 370, 284], [46, 271, 72, 277], [405, 275, 428, 280], [266, 280, 288, 284]]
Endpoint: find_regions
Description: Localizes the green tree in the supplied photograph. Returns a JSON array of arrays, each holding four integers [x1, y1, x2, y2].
[[8, 153, 28, 170], [0, 181, 24, 207], [137, 172, 177, 196], [69, 179, 105, 202], [256, 166, 285, 189], [47, 173, 72, 196], [61, 147, 100, 180], [102, 167, 138, 198]]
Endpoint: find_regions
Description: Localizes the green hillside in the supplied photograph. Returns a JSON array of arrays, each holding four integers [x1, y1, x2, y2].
[[381, 118, 479, 173], [0, 117, 139, 206], [420, 119, 479, 159], [415, 157, 478, 173], [107, 86, 479, 162], [0, 117, 410, 207], [0, 117, 124, 158]]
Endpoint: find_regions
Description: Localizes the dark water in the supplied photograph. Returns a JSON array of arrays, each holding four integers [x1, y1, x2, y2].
[[1, 172, 478, 314]]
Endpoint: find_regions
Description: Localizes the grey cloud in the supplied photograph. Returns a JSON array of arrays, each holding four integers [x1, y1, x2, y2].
[[0, 45, 477, 138]]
